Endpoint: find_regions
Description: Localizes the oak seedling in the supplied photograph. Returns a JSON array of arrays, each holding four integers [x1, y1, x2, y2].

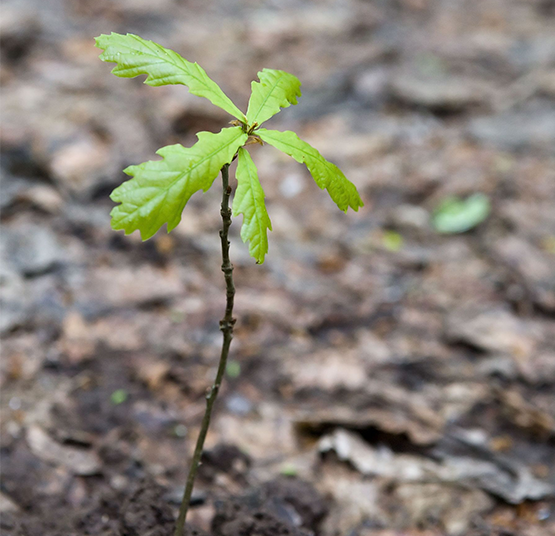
[[95, 32, 363, 536]]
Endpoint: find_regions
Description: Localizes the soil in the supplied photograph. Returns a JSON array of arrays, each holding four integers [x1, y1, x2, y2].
[[1, 477, 327, 536]]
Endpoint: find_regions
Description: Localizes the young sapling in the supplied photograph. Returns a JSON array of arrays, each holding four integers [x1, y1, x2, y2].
[[95, 32, 363, 536]]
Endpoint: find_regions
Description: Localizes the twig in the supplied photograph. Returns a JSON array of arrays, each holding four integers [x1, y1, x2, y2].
[[174, 163, 236, 536]]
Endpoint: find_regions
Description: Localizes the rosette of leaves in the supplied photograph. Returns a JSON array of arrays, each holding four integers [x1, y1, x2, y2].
[[95, 33, 363, 263]]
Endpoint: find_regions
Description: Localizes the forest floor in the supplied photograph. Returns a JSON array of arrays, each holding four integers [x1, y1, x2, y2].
[[1, 0, 555, 535]]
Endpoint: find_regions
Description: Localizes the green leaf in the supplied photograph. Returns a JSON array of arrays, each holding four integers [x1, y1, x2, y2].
[[257, 129, 363, 212], [110, 389, 128, 405], [246, 68, 301, 126], [232, 148, 272, 263], [279, 464, 298, 477], [95, 33, 246, 121], [432, 193, 490, 234], [111, 127, 248, 240], [382, 230, 404, 251], [226, 360, 241, 378]]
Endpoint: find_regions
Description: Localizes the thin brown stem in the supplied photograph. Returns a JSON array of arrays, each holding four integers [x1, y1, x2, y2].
[[174, 163, 236, 536]]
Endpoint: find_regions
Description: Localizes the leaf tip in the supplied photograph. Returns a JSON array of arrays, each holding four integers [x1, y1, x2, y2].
[[353, 199, 364, 212], [109, 188, 122, 204], [94, 34, 107, 47]]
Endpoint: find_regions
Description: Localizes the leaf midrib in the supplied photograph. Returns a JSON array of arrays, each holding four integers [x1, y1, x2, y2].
[[248, 73, 286, 124], [260, 130, 324, 170], [116, 130, 245, 225], [237, 152, 268, 259], [104, 36, 244, 118], [106, 41, 207, 89]]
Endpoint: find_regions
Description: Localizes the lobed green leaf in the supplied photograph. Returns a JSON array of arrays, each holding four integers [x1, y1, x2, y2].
[[257, 129, 363, 212], [110, 127, 248, 240], [246, 69, 301, 126], [232, 148, 272, 263], [95, 33, 246, 121]]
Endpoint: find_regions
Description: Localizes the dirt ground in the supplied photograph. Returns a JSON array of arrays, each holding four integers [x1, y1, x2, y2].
[[1, 0, 555, 535]]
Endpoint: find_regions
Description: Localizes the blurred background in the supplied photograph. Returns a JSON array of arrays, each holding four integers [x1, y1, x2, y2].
[[1, 0, 555, 535]]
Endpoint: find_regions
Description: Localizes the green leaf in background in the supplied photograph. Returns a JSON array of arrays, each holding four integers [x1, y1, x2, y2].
[[257, 129, 363, 213], [232, 148, 272, 263], [110, 127, 247, 240], [542, 235, 555, 255], [382, 230, 404, 251], [279, 464, 298, 477], [110, 389, 128, 405], [432, 193, 491, 234], [95, 33, 246, 121], [246, 68, 301, 126], [226, 360, 241, 378]]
